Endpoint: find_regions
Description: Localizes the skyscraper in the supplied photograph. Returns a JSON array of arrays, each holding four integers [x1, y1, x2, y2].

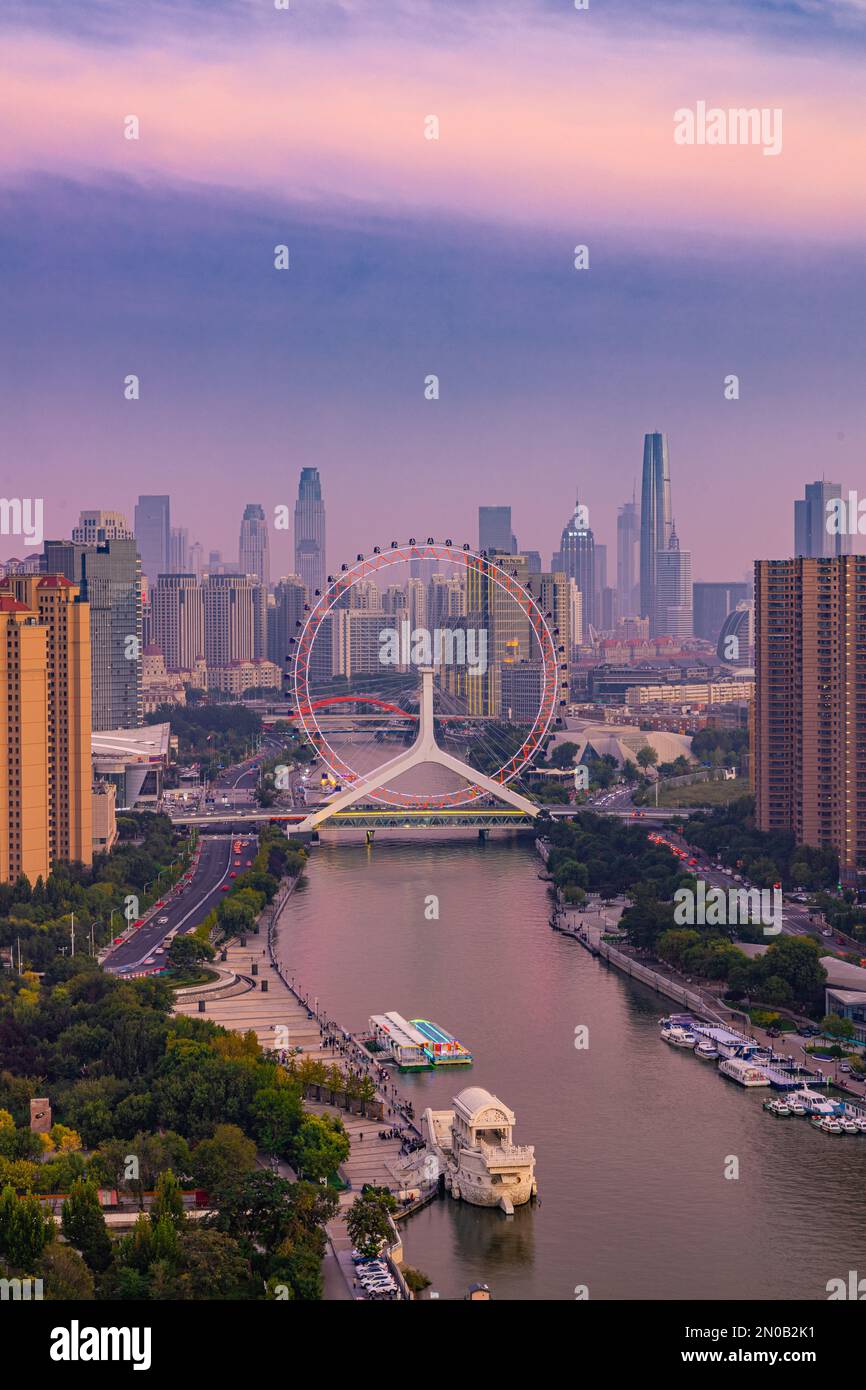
[[239, 503, 271, 590], [0, 573, 93, 880], [134, 495, 171, 590], [152, 574, 204, 671], [169, 526, 190, 574], [43, 537, 143, 730], [268, 575, 306, 672], [294, 469, 326, 600], [754, 555, 866, 882], [639, 432, 672, 632], [73, 510, 133, 543], [203, 573, 256, 666], [479, 507, 512, 556], [794, 480, 850, 559], [693, 581, 751, 645], [654, 524, 693, 640], [616, 496, 640, 617], [557, 495, 596, 630]]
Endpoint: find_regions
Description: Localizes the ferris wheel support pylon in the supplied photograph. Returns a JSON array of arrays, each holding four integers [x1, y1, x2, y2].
[[296, 668, 538, 831]]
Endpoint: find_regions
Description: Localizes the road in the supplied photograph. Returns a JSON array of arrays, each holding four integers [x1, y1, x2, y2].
[[103, 832, 256, 975]]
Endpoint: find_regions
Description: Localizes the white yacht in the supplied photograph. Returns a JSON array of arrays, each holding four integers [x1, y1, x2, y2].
[[694, 1039, 718, 1060], [422, 1086, 536, 1215], [839, 1117, 859, 1135], [787, 1098, 807, 1116], [661, 1025, 698, 1048]]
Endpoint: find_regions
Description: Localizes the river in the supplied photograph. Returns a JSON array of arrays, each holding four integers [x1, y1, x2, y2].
[[273, 831, 866, 1301]]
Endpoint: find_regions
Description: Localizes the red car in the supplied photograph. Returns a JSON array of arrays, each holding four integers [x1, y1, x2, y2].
[[220, 885, 230, 892], [229, 871, 237, 879], [113, 936, 124, 944]]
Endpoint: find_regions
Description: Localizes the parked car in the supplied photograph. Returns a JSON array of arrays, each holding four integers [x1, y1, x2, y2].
[[157, 916, 168, 924]]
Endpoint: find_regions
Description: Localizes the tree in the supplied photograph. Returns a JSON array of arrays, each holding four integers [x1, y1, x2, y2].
[[61, 1180, 113, 1273], [293, 1113, 350, 1182], [346, 1188, 396, 1259], [150, 1169, 185, 1229], [637, 746, 659, 771], [191, 1124, 258, 1196], [40, 1242, 95, 1300], [0, 1183, 53, 1268], [251, 1085, 303, 1157], [168, 935, 215, 970], [822, 1013, 856, 1042]]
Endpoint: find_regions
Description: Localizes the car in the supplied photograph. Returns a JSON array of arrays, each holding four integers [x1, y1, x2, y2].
[[822, 929, 832, 937], [234, 861, 241, 868], [113, 936, 124, 944], [220, 884, 230, 892], [157, 916, 168, 924], [229, 871, 238, 879], [245, 860, 253, 867], [839, 1062, 852, 1074], [155, 900, 165, 908]]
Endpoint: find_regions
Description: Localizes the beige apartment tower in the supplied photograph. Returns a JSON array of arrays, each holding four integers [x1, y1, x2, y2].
[[754, 556, 866, 883], [0, 575, 92, 882]]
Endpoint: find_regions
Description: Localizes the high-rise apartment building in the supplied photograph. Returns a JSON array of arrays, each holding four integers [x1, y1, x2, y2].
[[294, 469, 326, 599], [754, 555, 866, 882], [0, 574, 92, 880], [134, 495, 171, 590], [72, 510, 133, 543], [202, 573, 256, 666], [43, 537, 142, 730], [794, 481, 850, 559], [616, 497, 640, 617], [152, 574, 204, 671], [529, 569, 571, 709], [239, 503, 271, 591], [640, 432, 673, 632], [479, 506, 513, 556]]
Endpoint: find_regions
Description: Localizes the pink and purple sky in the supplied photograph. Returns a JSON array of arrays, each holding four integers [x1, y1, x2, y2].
[[1, 0, 865, 578]]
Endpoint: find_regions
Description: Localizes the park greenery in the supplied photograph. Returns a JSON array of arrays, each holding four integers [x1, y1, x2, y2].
[[682, 797, 839, 891], [145, 701, 262, 779], [0, 813, 195, 973], [542, 810, 694, 903], [0, 957, 344, 1298]]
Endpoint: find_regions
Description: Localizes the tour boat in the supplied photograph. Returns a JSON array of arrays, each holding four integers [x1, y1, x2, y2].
[[694, 1039, 718, 1060], [838, 1117, 859, 1135], [661, 1025, 698, 1048], [410, 1018, 473, 1067], [787, 1099, 807, 1117], [820, 1117, 844, 1135], [718, 1057, 769, 1087]]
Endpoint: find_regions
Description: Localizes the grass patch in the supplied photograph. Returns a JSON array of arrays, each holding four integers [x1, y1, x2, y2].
[[166, 966, 220, 989], [651, 778, 751, 808]]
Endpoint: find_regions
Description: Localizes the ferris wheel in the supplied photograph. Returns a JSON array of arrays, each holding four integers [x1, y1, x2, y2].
[[290, 541, 560, 810]]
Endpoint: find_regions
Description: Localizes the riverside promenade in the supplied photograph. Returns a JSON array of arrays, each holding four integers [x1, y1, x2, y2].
[[172, 871, 431, 1298]]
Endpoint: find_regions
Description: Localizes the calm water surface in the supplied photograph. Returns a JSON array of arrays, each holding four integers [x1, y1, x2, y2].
[[274, 833, 866, 1301]]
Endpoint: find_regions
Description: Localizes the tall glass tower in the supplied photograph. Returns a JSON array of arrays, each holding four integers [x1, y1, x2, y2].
[[239, 502, 271, 590], [557, 494, 596, 631], [294, 468, 326, 599], [639, 432, 672, 633]]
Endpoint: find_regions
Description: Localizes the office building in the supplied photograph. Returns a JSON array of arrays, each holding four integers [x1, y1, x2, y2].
[[693, 581, 751, 646], [479, 506, 513, 556], [169, 526, 190, 574], [268, 575, 306, 672], [794, 480, 850, 559], [617, 496, 640, 617], [72, 510, 133, 544], [202, 573, 257, 666], [754, 555, 866, 882], [294, 468, 326, 599], [134, 495, 171, 589], [557, 495, 596, 630], [239, 503, 271, 590], [43, 537, 142, 730], [0, 574, 92, 880], [151, 574, 204, 672], [654, 525, 693, 640], [640, 432, 673, 632]]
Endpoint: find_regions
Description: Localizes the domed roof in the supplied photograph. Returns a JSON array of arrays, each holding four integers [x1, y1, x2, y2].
[[454, 1086, 498, 1115]]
